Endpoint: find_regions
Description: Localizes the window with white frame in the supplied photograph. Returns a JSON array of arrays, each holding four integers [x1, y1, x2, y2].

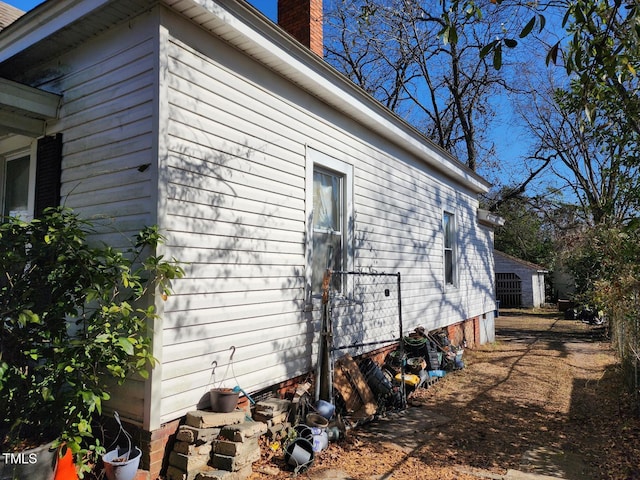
[[307, 149, 353, 296], [1, 149, 36, 221], [443, 211, 456, 286]]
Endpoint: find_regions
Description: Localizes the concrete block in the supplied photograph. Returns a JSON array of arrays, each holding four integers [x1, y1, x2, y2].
[[219, 421, 267, 442], [211, 447, 260, 472], [168, 451, 210, 472], [176, 425, 221, 444], [255, 398, 291, 416], [195, 465, 252, 480], [213, 437, 259, 457], [253, 411, 288, 426], [186, 410, 246, 429], [166, 465, 200, 480], [174, 441, 213, 456]]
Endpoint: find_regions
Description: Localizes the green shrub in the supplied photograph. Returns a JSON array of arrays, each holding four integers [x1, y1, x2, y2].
[[0, 207, 183, 475], [564, 223, 640, 404]]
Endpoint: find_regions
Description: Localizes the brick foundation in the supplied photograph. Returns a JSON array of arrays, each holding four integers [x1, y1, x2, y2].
[[446, 317, 481, 348], [118, 316, 486, 479]]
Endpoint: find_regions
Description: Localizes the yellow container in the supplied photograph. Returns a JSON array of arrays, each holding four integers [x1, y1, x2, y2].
[[394, 373, 420, 387]]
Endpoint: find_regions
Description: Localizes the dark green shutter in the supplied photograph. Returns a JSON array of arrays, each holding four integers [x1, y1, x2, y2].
[[34, 133, 62, 218]]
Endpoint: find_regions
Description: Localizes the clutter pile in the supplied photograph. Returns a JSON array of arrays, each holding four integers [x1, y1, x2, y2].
[[166, 392, 343, 480], [564, 306, 605, 325], [343, 326, 465, 415], [166, 327, 464, 479]]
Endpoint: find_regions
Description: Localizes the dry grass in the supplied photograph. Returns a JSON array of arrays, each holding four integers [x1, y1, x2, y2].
[[252, 309, 640, 479]]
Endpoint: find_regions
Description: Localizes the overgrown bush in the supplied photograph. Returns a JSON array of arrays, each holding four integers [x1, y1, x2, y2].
[[564, 223, 640, 405], [0, 207, 183, 475]]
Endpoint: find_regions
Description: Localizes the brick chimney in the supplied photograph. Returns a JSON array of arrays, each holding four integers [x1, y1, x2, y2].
[[278, 0, 323, 57]]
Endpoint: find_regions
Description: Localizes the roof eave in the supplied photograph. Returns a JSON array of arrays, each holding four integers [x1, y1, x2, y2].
[[0, 0, 493, 193], [0, 0, 112, 64], [0, 77, 61, 136], [168, 0, 491, 193]]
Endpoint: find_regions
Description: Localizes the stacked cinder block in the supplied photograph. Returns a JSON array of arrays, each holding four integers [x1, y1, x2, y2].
[[166, 410, 265, 480], [253, 398, 293, 443], [207, 421, 267, 479], [253, 398, 292, 432]]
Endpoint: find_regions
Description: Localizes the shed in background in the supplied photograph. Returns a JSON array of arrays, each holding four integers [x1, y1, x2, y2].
[[494, 250, 547, 308]]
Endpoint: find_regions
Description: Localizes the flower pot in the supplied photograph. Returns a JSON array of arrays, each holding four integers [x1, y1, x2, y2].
[[305, 413, 329, 429], [0, 441, 56, 480], [102, 446, 141, 480], [209, 388, 239, 413]]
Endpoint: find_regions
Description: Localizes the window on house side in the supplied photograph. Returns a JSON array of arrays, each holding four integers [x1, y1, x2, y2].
[[443, 212, 456, 286], [2, 154, 32, 219], [312, 167, 343, 293]]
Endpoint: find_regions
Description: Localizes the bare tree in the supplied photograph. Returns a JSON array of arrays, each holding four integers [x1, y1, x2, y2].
[[324, 0, 532, 171], [519, 81, 640, 226]]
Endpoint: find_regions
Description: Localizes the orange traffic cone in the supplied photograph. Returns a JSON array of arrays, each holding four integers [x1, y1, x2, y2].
[[54, 446, 78, 480]]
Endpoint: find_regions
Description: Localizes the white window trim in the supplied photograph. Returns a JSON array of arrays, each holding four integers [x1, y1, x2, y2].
[[443, 210, 457, 289], [0, 139, 37, 221], [305, 146, 354, 302]]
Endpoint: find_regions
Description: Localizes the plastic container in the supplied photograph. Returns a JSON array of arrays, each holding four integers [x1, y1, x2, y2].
[[209, 388, 239, 412], [103, 447, 141, 480], [285, 438, 314, 472], [315, 400, 335, 420], [407, 357, 426, 373], [394, 372, 421, 387], [310, 427, 329, 452]]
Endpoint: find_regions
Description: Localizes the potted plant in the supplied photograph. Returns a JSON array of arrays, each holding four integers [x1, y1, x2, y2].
[[0, 207, 183, 477]]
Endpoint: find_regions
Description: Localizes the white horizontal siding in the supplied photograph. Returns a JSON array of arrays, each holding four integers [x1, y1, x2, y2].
[[29, 12, 160, 425], [38, 16, 158, 242], [156, 11, 495, 423], [158, 15, 312, 422]]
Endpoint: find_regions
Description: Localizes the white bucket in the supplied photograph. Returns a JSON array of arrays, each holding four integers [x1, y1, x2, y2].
[[103, 446, 141, 480]]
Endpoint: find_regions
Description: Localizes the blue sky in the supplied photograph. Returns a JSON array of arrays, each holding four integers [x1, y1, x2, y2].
[[4, 0, 43, 11]]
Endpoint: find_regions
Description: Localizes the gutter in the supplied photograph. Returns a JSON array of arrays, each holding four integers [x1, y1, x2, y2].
[[478, 209, 505, 228]]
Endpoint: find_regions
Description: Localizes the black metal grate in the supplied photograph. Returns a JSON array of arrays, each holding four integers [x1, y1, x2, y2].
[[496, 272, 522, 307]]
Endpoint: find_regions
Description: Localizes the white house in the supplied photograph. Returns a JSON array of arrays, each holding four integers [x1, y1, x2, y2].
[[494, 250, 547, 308], [0, 0, 502, 475]]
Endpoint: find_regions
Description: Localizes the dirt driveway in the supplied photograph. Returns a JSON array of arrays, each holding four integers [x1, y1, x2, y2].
[[253, 309, 640, 480]]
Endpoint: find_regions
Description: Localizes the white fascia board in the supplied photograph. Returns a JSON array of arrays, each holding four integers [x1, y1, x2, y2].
[[0, 110, 45, 136], [0, 78, 61, 118], [186, 0, 490, 194], [0, 0, 112, 64]]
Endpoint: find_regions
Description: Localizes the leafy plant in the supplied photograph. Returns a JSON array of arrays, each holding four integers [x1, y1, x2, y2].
[[562, 223, 640, 404], [0, 207, 184, 476]]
